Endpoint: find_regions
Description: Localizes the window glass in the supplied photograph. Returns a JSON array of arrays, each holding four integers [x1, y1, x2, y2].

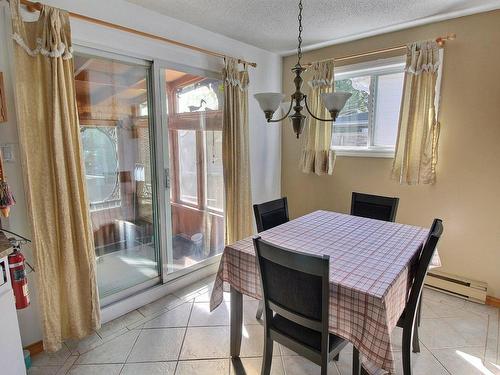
[[165, 69, 225, 274], [176, 79, 222, 113], [333, 76, 371, 148], [81, 127, 119, 205], [331, 60, 405, 151], [205, 131, 223, 211], [75, 53, 159, 299], [178, 130, 198, 204], [374, 72, 404, 146]]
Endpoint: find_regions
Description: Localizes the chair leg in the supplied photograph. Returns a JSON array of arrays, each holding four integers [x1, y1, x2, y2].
[[402, 324, 412, 375], [417, 296, 422, 327], [261, 336, 273, 375], [412, 318, 420, 353], [352, 347, 361, 375], [256, 300, 264, 320], [321, 355, 328, 375]]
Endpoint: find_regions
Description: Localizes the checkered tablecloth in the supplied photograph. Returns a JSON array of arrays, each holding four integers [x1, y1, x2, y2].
[[210, 210, 439, 374]]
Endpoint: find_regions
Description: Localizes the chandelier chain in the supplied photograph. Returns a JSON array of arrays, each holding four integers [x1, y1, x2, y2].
[[297, 0, 303, 65]]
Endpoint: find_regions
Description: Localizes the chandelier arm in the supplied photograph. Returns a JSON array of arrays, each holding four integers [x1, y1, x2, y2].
[[267, 100, 294, 123], [303, 95, 335, 122]]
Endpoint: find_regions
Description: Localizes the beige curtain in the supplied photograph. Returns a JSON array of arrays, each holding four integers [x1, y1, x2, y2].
[[300, 61, 336, 175], [9, 0, 100, 351], [222, 58, 253, 244], [392, 40, 441, 184]]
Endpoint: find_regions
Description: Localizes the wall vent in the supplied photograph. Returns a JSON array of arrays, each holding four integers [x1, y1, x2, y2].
[[425, 270, 487, 304]]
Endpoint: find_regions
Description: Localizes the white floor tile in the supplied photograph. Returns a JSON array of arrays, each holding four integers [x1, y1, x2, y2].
[[142, 302, 192, 329], [180, 326, 230, 360], [230, 357, 285, 375], [68, 364, 123, 375], [120, 361, 176, 375], [243, 299, 264, 325], [432, 346, 495, 375], [176, 359, 230, 375], [97, 310, 143, 339], [127, 328, 185, 362], [138, 294, 184, 316], [189, 301, 230, 326], [65, 333, 104, 355], [240, 324, 280, 358], [32, 345, 72, 367], [392, 345, 449, 375], [419, 318, 468, 349], [76, 330, 139, 365], [27, 366, 61, 375], [282, 355, 340, 375]]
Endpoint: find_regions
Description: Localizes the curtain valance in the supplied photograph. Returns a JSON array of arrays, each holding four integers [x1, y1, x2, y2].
[[405, 40, 440, 75], [10, 2, 73, 59], [308, 60, 335, 88]]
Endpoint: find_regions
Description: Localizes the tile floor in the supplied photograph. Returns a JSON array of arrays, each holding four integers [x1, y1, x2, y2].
[[28, 277, 500, 375]]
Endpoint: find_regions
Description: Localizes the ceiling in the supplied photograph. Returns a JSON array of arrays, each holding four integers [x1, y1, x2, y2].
[[125, 0, 500, 54]]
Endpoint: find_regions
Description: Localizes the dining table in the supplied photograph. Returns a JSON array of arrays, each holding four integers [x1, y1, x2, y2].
[[210, 210, 440, 374]]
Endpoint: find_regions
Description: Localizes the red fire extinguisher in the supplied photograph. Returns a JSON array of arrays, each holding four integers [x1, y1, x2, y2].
[[8, 248, 30, 309]]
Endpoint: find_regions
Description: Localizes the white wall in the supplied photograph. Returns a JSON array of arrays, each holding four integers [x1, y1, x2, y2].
[[0, 0, 281, 346]]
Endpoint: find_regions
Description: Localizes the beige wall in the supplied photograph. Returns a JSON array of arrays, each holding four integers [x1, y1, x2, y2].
[[282, 10, 500, 298]]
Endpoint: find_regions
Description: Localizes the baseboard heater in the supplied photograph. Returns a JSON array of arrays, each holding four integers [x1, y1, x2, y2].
[[424, 270, 487, 304]]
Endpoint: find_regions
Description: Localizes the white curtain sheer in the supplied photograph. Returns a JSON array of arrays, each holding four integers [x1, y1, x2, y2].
[[300, 61, 336, 175], [392, 40, 442, 185]]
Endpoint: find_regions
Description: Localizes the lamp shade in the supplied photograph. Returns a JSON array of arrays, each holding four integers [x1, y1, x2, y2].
[[254, 93, 285, 113], [320, 92, 352, 112]]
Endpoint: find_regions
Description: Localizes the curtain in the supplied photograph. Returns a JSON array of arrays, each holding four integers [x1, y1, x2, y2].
[[300, 61, 336, 175], [9, 0, 100, 351], [222, 58, 253, 244], [392, 40, 441, 184]]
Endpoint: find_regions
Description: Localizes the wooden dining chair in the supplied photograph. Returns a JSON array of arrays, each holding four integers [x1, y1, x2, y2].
[[253, 197, 290, 319], [351, 192, 399, 222], [352, 219, 444, 375], [253, 197, 289, 233], [253, 236, 347, 375]]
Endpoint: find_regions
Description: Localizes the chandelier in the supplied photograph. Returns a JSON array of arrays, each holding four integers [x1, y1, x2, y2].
[[254, 0, 352, 138]]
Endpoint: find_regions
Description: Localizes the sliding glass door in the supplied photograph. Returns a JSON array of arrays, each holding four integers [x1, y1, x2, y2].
[[73, 47, 225, 303], [74, 50, 161, 302], [155, 62, 225, 278]]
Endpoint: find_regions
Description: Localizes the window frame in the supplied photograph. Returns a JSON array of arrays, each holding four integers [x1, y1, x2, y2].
[[332, 56, 406, 158], [167, 75, 224, 215]]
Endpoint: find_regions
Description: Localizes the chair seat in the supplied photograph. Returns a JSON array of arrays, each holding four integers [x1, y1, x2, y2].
[[271, 314, 344, 352]]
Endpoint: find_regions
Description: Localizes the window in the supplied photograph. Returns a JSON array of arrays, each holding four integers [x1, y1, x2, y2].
[[205, 130, 223, 211], [177, 129, 198, 204], [166, 68, 225, 273], [80, 127, 120, 210], [332, 57, 405, 157]]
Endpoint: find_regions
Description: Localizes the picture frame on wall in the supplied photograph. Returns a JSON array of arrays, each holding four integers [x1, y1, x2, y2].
[[0, 72, 7, 123]]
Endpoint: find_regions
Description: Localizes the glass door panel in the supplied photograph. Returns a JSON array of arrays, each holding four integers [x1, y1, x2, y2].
[[74, 51, 160, 300], [161, 66, 225, 275]]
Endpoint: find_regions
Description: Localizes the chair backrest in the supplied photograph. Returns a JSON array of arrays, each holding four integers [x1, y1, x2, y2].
[[351, 192, 399, 222], [405, 219, 443, 325], [253, 197, 289, 233], [253, 236, 330, 334]]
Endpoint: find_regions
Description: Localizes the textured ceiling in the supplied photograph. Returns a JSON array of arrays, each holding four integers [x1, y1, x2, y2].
[[125, 0, 500, 54]]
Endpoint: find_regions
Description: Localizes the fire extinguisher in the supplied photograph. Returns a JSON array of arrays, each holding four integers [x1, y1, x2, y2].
[[8, 247, 30, 309]]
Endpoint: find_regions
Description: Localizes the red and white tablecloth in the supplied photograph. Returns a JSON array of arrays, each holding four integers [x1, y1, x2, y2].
[[210, 210, 440, 374]]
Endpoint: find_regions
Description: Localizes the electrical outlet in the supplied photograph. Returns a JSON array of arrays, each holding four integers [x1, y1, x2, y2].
[[0, 144, 14, 162]]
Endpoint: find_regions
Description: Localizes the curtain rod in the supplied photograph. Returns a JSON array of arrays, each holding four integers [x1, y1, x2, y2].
[[304, 34, 456, 67], [13, 0, 258, 68]]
